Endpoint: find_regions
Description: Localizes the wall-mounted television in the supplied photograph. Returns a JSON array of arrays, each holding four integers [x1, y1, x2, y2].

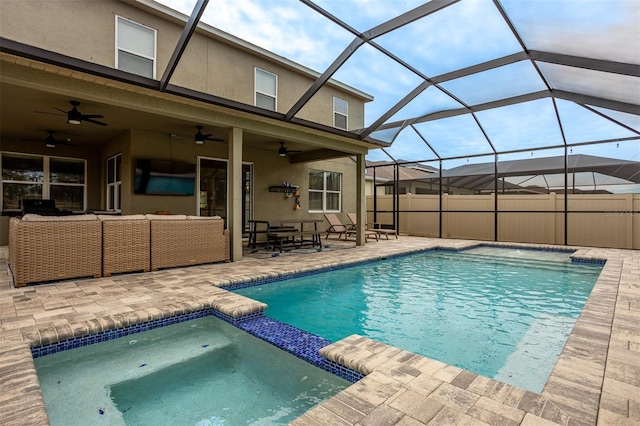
[[134, 159, 196, 196]]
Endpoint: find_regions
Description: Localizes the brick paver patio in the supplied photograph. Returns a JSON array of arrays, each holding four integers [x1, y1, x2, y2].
[[0, 237, 638, 425]]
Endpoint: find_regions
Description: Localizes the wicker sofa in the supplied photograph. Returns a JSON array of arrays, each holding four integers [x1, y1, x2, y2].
[[147, 215, 229, 270], [9, 214, 102, 287], [99, 214, 150, 277], [8, 214, 229, 287]]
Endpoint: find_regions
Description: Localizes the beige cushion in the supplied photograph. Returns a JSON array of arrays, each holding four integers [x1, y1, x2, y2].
[[186, 215, 222, 220], [22, 214, 98, 221], [145, 214, 187, 220], [97, 214, 147, 221]]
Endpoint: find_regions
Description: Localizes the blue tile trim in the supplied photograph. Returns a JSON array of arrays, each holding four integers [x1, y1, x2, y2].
[[211, 309, 265, 324], [571, 257, 607, 265], [234, 316, 361, 383], [222, 249, 439, 291], [323, 359, 365, 383], [472, 243, 577, 254], [31, 309, 215, 358], [224, 244, 594, 292], [30, 307, 362, 383]]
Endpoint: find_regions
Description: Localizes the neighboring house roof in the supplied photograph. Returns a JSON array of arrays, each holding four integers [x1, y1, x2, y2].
[[365, 160, 436, 182], [399, 154, 640, 193], [442, 154, 639, 181]]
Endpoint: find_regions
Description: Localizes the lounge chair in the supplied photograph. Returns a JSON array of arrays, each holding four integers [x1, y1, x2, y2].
[[324, 213, 349, 239], [347, 213, 397, 239], [345, 213, 379, 241]]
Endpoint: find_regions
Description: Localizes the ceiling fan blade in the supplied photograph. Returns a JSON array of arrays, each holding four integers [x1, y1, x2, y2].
[[23, 130, 76, 147], [277, 141, 303, 156], [34, 110, 65, 118], [203, 135, 224, 142], [83, 117, 108, 126], [53, 107, 68, 114], [81, 114, 104, 119]]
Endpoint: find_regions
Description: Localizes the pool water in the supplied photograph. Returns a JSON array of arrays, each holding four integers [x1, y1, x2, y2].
[[236, 247, 602, 393], [34, 316, 349, 426]]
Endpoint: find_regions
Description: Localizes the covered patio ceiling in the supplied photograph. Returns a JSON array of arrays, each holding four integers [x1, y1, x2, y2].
[[0, 81, 333, 159]]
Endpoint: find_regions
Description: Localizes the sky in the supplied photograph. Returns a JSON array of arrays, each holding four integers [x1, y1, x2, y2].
[[157, 0, 639, 191]]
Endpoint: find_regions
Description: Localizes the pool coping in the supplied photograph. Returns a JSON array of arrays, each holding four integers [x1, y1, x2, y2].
[[0, 237, 637, 425]]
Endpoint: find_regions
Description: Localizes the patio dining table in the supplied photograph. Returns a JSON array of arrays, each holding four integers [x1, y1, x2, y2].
[[248, 219, 323, 252]]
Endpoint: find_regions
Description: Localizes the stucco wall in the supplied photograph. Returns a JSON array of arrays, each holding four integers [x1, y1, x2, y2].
[[249, 154, 357, 226], [99, 128, 358, 222]]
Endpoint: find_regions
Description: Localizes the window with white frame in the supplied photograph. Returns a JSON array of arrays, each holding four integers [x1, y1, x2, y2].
[[333, 97, 348, 130], [106, 153, 122, 212], [116, 16, 156, 78], [308, 170, 341, 213], [1, 152, 86, 211], [255, 68, 277, 111]]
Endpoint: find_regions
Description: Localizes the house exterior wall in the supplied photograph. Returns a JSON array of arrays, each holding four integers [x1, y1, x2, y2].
[[0, 122, 358, 245], [98, 129, 358, 219], [252, 155, 358, 225], [0, 0, 373, 246], [0, 0, 369, 129]]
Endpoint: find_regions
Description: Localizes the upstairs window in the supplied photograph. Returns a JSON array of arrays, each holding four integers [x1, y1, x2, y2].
[[333, 97, 348, 130], [116, 16, 156, 78], [255, 68, 277, 111]]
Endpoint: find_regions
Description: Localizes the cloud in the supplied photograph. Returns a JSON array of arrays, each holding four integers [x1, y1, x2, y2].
[[202, 0, 353, 71], [160, 0, 352, 71]]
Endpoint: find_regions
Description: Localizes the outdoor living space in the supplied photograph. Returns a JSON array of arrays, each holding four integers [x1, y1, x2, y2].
[[0, 236, 638, 426]]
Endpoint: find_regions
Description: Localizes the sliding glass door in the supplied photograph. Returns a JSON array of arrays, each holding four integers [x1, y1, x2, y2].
[[197, 157, 252, 232]]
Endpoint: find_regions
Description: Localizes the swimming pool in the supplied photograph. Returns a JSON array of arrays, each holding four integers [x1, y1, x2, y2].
[[235, 246, 603, 393], [34, 316, 349, 426]]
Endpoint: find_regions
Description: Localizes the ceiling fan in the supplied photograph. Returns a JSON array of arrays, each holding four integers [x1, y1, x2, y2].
[[36, 100, 107, 126], [24, 130, 77, 148], [277, 141, 302, 157], [194, 125, 224, 144]]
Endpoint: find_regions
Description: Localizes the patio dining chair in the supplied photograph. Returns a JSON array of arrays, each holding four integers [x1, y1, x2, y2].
[[347, 213, 397, 239]]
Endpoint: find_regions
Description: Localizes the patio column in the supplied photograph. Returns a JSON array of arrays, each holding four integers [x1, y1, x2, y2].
[[356, 153, 366, 246], [228, 127, 243, 261]]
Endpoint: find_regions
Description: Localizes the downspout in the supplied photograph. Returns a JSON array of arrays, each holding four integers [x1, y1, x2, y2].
[[439, 160, 443, 239], [394, 163, 399, 233], [564, 146, 568, 245], [494, 154, 498, 241], [373, 167, 378, 224]]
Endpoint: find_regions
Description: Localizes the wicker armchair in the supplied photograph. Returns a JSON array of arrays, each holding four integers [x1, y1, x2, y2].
[[148, 215, 228, 270], [9, 215, 102, 287], [99, 215, 150, 276]]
